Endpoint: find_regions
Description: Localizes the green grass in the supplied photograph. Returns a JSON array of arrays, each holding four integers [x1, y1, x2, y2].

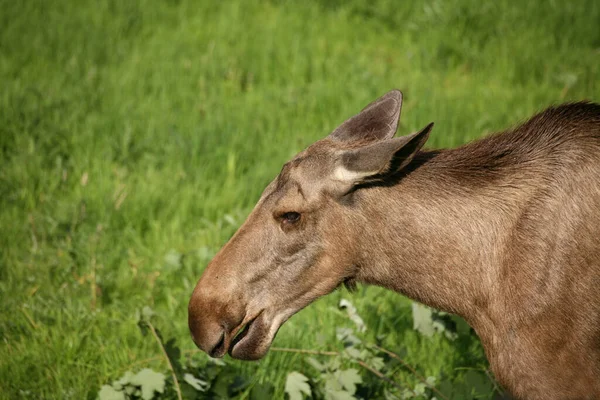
[[1, 0, 598, 398]]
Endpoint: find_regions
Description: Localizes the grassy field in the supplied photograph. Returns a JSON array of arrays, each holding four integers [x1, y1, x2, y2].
[[1, 0, 598, 398]]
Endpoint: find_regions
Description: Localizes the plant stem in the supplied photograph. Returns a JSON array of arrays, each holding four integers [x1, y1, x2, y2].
[[90, 254, 97, 311], [21, 307, 38, 330], [355, 360, 406, 393], [271, 347, 338, 356], [146, 321, 183, 400], [485, 368, 504, 395]]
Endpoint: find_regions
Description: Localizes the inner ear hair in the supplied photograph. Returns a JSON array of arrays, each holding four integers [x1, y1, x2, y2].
[[329, 90, 403, 143]]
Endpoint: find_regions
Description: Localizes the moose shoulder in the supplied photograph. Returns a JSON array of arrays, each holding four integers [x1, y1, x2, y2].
[[188, 90, 600, 399]]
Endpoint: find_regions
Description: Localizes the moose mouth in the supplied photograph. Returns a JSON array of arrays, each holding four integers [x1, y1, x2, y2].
[[229, 311, 273, 360]]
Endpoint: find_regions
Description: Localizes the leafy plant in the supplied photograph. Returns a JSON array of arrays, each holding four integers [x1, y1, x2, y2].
[[285, 372, 312, 400], [98, 369, 166, 400], [280, 299, 454, 400], [98, 300, 501, 399]]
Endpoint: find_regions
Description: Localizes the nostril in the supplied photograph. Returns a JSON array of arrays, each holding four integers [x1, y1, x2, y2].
[[208, 331, 226, 358]]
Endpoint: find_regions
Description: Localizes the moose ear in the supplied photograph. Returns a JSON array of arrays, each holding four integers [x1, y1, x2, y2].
[[329, 90, 403, 142], [334, 122, 434, 185]]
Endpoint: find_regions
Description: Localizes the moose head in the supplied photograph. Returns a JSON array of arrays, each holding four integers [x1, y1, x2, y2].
[[188, 90, 433, 360]]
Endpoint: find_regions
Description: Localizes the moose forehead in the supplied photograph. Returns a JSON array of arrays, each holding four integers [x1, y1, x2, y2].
[[263, 140, 339, 205]]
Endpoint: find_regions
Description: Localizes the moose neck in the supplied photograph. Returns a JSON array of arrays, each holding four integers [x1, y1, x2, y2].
[[353, 149, 525, 324]]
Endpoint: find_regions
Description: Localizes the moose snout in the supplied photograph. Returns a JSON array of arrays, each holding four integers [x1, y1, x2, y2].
[[188, 307, 227, 357], [188, 281, 246, 358]]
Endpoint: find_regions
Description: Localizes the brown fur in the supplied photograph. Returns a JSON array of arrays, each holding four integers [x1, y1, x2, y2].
[[189, 91, 600, 399]]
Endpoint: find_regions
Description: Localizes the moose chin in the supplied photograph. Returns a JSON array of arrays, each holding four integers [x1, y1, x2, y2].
[[188, 90, 600, 400]]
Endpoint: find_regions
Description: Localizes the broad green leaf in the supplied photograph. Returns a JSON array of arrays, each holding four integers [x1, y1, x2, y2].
[[337, 369, 362, 394], [325, 373, 343, 392], [336, 328, 361, 346], [451, 315, 472, 336], [369, 357, 385, 371], [208, 356, 226, 366], [285, 372, 311, 400], [211, 367, 242, 397], [327, 358, 341, 371], [339, 299, 366, 332], [412, 302, 459, 340], [141, 306, 155, 320], [183, 373, 207, 392], [426, 376, 437, 387], [464, 370, 494, 396], [211, 371, 232, 398], [411, 302, 435, 337], [97, 385, 125, 400], [383, 388, 401, 400], [433, 319, 458, 340], [229, 375, 251, 394], [112, 371, 134, 391], [414, 382, 426, 395], [130, 368, 165, 400], [306, 357, 326, 372], [326, 389, 355, 400], [343, 347, 362, 360], [359, 349, 370, 360]]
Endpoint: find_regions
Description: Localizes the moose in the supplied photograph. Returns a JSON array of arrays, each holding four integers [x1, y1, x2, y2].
[[188, 90, 600, 399]]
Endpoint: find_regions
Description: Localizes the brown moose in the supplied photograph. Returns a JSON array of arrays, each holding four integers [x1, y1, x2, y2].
[[188, 90, 600, 399]]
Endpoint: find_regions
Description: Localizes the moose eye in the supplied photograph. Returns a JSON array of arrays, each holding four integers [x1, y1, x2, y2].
[[280, 211, 301, 225]]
